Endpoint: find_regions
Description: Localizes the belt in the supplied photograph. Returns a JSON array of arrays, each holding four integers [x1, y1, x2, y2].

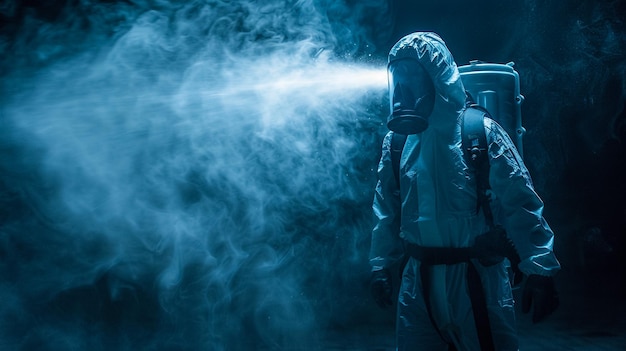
[[405, 243, 476, 265]]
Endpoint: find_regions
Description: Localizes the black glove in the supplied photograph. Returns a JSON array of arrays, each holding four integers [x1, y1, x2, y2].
[[510, 263, 524, 287], [473, 233, 504, 266], [522, 274, 559, 323], [473, 226, 515, 267], [370, 269, 393, 308]]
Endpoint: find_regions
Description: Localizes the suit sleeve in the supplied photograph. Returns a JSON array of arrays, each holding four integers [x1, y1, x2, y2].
[[485, 120, 561, 276], [369, 132, 404, 272]]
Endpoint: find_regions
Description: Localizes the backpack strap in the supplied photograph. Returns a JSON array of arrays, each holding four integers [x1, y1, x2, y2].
[[462, 106, 495, 228], [462, 105, 499, 351], [390, 132, 407, 188]]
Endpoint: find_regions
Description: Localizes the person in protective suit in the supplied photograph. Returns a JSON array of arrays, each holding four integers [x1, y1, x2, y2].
[[369, 32, 561, 350]]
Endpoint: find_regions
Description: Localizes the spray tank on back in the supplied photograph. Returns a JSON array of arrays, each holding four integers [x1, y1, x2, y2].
[[458, 61, 526, 157]]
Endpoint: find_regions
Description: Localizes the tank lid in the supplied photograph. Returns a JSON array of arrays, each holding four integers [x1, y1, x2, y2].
[[458, 61, 516, 74]]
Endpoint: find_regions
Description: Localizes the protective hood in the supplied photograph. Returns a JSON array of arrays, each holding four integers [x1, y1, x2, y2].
[[387, 32, 466, 133]]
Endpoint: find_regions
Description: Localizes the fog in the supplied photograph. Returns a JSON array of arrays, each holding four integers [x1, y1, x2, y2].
[[1, 1, 391, 350]]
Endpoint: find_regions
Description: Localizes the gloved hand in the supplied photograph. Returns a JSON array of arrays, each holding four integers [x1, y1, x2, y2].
[[473, 226, 514, 266], [522, 274, 559, 323], [470, 226, 522, 270], [370, 268, 393, 308]]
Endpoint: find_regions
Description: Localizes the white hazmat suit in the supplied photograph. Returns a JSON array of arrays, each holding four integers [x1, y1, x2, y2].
[[369, 32, 561, 350]]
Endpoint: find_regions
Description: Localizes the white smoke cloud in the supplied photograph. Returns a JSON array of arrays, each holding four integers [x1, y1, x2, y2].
[[0, 0, 391, 349]]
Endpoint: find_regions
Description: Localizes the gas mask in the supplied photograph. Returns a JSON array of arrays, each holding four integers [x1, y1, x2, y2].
[[386, 57, 435, 135]]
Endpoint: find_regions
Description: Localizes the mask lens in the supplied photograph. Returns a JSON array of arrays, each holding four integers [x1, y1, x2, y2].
[[387, 58, 435, 134]]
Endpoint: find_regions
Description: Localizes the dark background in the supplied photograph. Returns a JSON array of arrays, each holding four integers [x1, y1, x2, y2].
[[1, 0, 625, 350]]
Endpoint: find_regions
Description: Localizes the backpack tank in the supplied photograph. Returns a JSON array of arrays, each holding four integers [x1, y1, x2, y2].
[[458, 61, 525, 157]]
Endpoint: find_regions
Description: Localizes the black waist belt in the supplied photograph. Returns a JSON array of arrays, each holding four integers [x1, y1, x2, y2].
[[405, 243, 475, 265]]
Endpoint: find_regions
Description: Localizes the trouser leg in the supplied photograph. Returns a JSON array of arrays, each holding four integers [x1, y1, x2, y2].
[[396, 258, 448, 351]]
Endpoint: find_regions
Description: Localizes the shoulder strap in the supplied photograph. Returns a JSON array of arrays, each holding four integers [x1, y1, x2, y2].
[[462, 106, 495, 228], [462, 106, 489, 163], [390, 132, 407, 188]]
